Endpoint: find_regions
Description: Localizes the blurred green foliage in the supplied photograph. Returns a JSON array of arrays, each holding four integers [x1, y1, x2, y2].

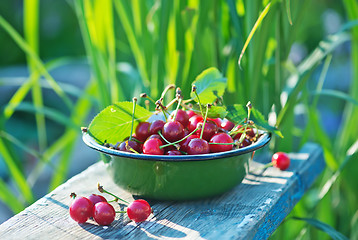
[[0, 0, 357, 239]]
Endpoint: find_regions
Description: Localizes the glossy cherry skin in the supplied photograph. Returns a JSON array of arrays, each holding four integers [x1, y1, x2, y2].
[[209, 133, 234, 153], [88, 194, 107, 206], [118, 140, 142, 153], [169, 109, 189, 128], [149, 120, 165, 135], [186, 138, 210, 155], [179, 135, 199, 153], [188, 115, 203, 132], [272, 152, 290, 170], [127, 199, 152, 223], [162, 121, 185, 142], [212, 118, 222, 128], [142, 138, 164, 155], [93, 202, 116, 225], [147, 134, 164, 144], [239, 138, 251, 148], [195, 120, 218, 141], [135, 122, 151, 142], [221, 119, 235, 131], [69, 197, 92, 223], [186, 110, 196, 118]]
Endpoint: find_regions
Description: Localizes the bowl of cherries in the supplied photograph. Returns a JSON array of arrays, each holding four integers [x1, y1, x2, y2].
[[82, 70, 278, 200]]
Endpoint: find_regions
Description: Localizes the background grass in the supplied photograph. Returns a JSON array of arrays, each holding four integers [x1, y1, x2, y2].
[[0, 0, 357, 239]]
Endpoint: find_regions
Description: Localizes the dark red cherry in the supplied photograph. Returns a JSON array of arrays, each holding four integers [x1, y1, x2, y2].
[[149, 120, 165, 135], [166, 150, 182, 155], [239, 138, 251, 148], [135, 122, 151, 142], [143, 138, 164, 155], [212, 118, 222, 127], [188, 115, 203, 132], [179, 135, 199, 153], [186, 110, 196, 118], [195, 120, 218, 141], [147, 134, 164, 144], [162, 121, 185, 142], [187, 138, 210, 155], [209, 133, 234, 153], [118, 140, 142, 153], [169, 109, 189, 127]]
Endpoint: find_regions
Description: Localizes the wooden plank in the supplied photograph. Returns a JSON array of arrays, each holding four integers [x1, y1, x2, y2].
[[0, 143, 325, 240]]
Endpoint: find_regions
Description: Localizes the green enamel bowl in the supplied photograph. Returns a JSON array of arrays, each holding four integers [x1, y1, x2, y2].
[[82, 132, 271, 200]]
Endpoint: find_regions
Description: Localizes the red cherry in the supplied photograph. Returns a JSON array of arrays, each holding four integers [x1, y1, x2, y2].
[[209, 133, 234, 153], [93, 202, 116, 225], [179, 135, 199, 152], [188, 115, 203, 132], [221, 119, 235, 131], [162, 121, 185, 142], [239, 138, 251, 148], [118, 140, 142, 153], [69, 196, 92, 223], [135, 122, 151, 142], [187, 138, 210, 155], [88, 194, 107, 206], [212, 118, 222, 127], [149, 120, 165, 135], [143, 138, 164, 155], [272, 152, 290, 170], [169, 109, 189, 127], [195, 120, 218, 141], [166, 150, 182, 155], [186, 110, 196, 118], [127, 199, 152, 223]]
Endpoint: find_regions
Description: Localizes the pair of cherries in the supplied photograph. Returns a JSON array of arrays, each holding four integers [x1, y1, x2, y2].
[[118, 109, 255, 155], [69, 192, 152, 225]]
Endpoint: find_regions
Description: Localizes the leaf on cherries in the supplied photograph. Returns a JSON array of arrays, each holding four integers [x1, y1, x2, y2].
[[191, 67, 227, 104], [88, 102, 152, 144], [226, 104, 283, 138]]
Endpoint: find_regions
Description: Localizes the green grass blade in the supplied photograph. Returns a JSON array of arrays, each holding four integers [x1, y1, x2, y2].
[[0, 179, 25, 213], [310, 90, 358, 106], [284, 0, 292, 25], [0, 15, 73, 110], [292, 217, 349, 240], [238, 2, 271, 67], [0, 138, 34, 204]]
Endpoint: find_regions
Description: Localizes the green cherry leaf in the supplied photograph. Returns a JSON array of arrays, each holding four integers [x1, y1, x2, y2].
[[87, 102, 152, 144], [207, 106, 228, 119], [226, 104, 283, 138], [191, 67, 227, 104]]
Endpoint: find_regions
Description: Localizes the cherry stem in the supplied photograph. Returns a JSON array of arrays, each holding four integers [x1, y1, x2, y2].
[[157, 131, 171, 144], [159, 125, 201, 149], [161, 84, 175, 99], [141, 93, 156, 105], [200, 105, 210, 139], [254, 162, 274, 171], [70, 192, 77, 199], [129, 98, 137, 141], [173, 98, 182, 120], [192, 85, 204, 116], [116, 211, 127, 214], [97, 183, 129, 204], [208, 142, 236, 145]]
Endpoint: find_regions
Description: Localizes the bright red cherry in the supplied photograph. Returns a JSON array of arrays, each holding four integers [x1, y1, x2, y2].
[[147, 134, 164, 144], [187, 138, 210, 155], [135, 122, 151, 142], [127, 199, 152, 223], [272, 152, 290, 170], [188, 115, 203, 132], [88, 194, 107, 206], [212, 118, 222, 127], [162, 121, 185, 142], [69, 196, 93, 223], [143, 138, 164, 155], [186, 110, 196, 118], [209, 133, 234, 152], [169, 109, 189, 127], [93, 202, 116, 225], [149, 120, 165, 135], [221, 119, 235, 131]]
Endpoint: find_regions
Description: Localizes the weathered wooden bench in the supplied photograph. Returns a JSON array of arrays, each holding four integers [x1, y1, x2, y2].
[[0, 143, 325, 240]]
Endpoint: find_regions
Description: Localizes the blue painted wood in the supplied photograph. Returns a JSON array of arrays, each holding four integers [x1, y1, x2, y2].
[[0, 143, 325, 240]]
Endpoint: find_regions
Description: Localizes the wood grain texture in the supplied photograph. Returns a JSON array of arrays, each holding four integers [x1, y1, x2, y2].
[[0, 143, 325, 240]]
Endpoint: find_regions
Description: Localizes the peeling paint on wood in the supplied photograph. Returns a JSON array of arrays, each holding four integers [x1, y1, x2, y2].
[[0, 143, 325, 240]]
